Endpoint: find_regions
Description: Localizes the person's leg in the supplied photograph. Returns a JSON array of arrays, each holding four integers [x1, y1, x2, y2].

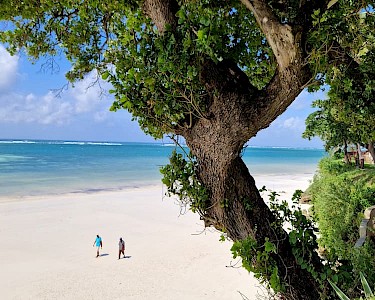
[[118, 250, 121, 259], [97, 246, 100, 257]]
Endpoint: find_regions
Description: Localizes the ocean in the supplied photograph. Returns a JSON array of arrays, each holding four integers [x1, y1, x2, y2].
[[0, 140, 326, 198]]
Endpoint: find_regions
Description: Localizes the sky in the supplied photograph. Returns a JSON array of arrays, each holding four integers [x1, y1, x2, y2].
[[0, 44, 324, 148]]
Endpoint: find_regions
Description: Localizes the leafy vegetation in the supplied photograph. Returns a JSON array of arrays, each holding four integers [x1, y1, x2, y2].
[[329, 272, 375, 300], [303, 2, 375, 162], [230, 187, 366, 299], [1, 0, 375, 298], [308, 157, 375, 297], [160, 150, 209, 215], [303, 96, 375, 163]]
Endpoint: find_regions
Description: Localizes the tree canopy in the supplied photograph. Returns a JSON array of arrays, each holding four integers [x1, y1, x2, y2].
[[1, 1, 373, 139], [1, 1, 375, 299], [302, 2, 375, 158], [303, 99, 354, 151]]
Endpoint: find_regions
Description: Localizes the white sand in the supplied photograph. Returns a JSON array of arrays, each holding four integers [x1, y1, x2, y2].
[[0, 175, 312, 300]]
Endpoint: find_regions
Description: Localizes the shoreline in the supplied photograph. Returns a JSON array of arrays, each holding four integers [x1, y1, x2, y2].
[[0, 174, 314, 299], [0, 169, 316, 203], [0, 183, 163, 203]]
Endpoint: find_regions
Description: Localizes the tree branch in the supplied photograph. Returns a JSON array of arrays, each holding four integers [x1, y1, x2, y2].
[[252, 63, 311, 133], [237, 0, 327, 135], [142, 0, 179, 34], [239, 0, 299, 71]]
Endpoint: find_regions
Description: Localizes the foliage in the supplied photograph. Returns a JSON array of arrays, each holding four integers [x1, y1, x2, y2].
[[304, 1, 375, 149], [231, 235, 285, 293], [161, 155, 350, 297], [303, 99, 357, 151], [0, 0, 275, 139], [329, 272, 375, 300], [2, 1, 373, 142], [160, 149, 209, 215], [309, 157, 375, 297], [232, 188, 342, 299], [268, 190, 322, 278], [316, 157, 357, 175], [324, 50, 375, 146], [307, 1, 375, 89]]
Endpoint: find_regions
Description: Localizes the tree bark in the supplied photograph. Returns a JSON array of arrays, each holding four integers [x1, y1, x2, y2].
[[142, 0, 329, 299], [185, 148, 322, 299], [367, 141, 375, 164], [181, 61, 322, 298], [344, 140, 350, 164], [142, 0, 178, 34]]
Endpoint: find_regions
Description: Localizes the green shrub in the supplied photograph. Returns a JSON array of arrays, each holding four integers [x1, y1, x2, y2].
[[309, 157, 375, 297], [318, 157, 354, 175]]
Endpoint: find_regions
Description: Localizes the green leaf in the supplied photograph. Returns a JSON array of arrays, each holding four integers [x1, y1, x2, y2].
[[358, 47, 369, 58], [197, 29, 205, 40], [176, 9, 186, 23], [332, 274, 338, 283], [199, 16, 210, 26], [264, 240, 276, 253], [289, 231, 297, 244], [360, 272, 374, 298], [144, 77, 155, 86], [101, 71, 110, 80], [327, 0, 339, 9], [328, 279, 350, 300]]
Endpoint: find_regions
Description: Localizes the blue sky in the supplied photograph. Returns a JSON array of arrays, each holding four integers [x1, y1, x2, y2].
[[0, 44, 324, 147]]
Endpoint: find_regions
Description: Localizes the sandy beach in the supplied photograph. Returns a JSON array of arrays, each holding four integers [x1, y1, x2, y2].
[[0, 175, 312, 300]]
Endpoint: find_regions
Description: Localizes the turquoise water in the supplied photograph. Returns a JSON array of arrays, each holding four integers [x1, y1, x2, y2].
[[0, 140, 325, 198]]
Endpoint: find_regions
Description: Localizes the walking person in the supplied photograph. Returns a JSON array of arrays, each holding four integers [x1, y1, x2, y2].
[[118, 237, 125, 259], [93, 234, 102, 258]]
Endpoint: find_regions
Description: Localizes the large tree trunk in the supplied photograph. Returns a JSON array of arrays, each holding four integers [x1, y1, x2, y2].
[[191, 153, 322, 299], [181, 67, 323, 298], [142, 0, 330, 299]]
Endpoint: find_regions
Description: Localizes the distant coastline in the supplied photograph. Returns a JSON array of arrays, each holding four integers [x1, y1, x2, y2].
[[0, 139, 325, 198], [0, 138, 325, 150]]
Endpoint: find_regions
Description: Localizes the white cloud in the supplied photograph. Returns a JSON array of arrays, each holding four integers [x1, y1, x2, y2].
[[0, 45, 19, 91], [0, 91, 74, 124], [0, 70, 113, 126], [71, 72, 104, 113], [278, 117, 305, 131]]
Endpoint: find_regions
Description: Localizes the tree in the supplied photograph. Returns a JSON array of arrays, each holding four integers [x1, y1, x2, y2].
[[302, 97, 375, 165], [321, 53, 375, 164], [303, 58, 375, 164], [303, 99, 355, 163], [1, 1, 374, 298], [304, 2, 375, 164]]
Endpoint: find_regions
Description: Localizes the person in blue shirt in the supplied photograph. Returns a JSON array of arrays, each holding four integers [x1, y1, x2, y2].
[[93, 235, 102, 258]]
